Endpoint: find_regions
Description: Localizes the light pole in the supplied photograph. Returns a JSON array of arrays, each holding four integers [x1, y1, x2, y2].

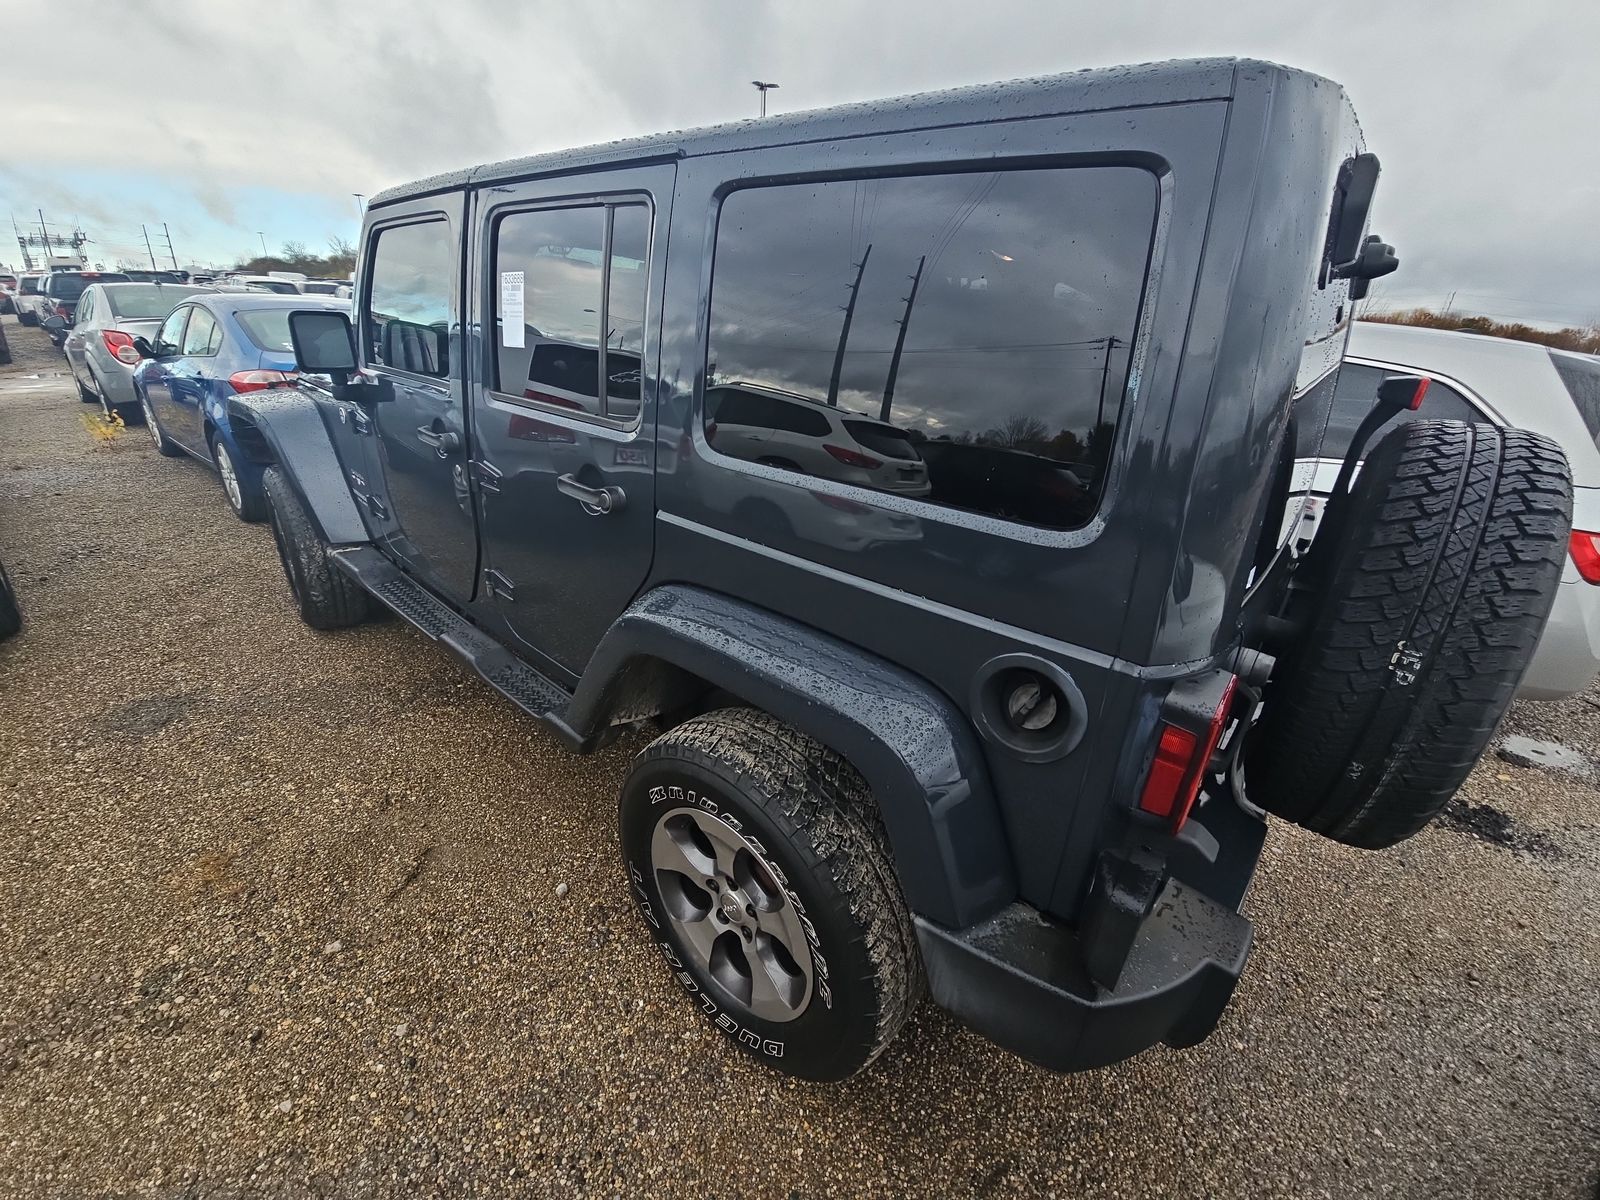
[[352, 193, 365, 217], [258, 232, 268, 258], [751, 80, 779, 117]]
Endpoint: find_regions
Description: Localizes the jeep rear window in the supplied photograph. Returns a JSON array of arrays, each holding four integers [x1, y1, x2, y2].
[[1322, 363, 1481, 459], [1551, 352, 1600, 449], [704, 167, 1156, 529]]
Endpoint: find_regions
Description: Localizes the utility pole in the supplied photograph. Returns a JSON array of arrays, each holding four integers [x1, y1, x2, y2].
[[141, 224, 159, 271], [161, 222, 178, 270], [258, 232, 268, 258], [37, 209, 49, 247], [879, 255, 925, 422], [826, 243, 871, 407], [751, 80, 779, 117], [1094, 335, 1122, 439]]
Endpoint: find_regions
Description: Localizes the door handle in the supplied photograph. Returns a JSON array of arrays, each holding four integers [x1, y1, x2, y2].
[[556, 473, 626, 515], [415, 426, 461, 457]]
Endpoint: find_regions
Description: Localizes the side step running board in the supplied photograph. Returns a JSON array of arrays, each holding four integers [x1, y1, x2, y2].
[[329, 546, 576, 735]]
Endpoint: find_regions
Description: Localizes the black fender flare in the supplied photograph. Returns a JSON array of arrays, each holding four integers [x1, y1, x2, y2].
[[561, 585, 1015, 929], [226, 391, 368, 544]]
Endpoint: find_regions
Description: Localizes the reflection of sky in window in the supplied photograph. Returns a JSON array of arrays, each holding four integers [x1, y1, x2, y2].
[[707, 169, 1155, 445], [369, 221, 453, 326]]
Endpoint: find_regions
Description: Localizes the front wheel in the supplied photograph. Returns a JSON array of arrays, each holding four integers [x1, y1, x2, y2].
[[140, 390, 183, 457], [262, 467, 371, 630], [620, 707, 922, 1081]]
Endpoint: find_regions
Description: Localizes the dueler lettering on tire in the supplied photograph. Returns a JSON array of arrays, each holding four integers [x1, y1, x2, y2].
[[1250, 421, 1571, 848], [618, 707, 923, 1082]]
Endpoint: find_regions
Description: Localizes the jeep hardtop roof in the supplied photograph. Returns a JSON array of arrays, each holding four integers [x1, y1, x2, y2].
[[370, 57, 1334, 208]]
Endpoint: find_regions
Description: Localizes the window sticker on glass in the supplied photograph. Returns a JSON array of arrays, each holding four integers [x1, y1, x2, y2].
[[499, 271, 525, 349]]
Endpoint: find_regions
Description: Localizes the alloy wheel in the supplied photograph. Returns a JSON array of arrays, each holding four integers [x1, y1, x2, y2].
[[649, 807, 815, 1022], [215, 440, 243, 512]]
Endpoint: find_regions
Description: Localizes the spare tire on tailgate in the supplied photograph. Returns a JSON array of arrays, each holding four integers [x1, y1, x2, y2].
[[1249, 420, 1571, 849]]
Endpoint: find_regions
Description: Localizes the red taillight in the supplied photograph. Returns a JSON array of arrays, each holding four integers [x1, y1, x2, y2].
[[1138, 677, 1238, 831], [228, 370, 299, 393], [102, 329, 139, 365], [824, 443, 883, 470], [54, 303, 70, 318], [1570, 530, 1600, 584]]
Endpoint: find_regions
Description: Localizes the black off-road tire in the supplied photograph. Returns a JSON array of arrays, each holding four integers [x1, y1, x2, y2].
[[619, 707, 923, 1081], [0, 559, 20, 641], [262, 466, 372, 630], [1250, 421, 1571, 849], [18, 310, 37, 327]]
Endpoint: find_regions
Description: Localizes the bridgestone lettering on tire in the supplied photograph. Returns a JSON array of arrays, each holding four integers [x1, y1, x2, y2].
[[262, 467, 372, 630], [1250, 421, 1571, 849], [619, 708, 923, 1081]]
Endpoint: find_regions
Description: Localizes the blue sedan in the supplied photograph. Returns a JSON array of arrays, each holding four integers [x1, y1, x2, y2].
[[133, 294, 349, 521]]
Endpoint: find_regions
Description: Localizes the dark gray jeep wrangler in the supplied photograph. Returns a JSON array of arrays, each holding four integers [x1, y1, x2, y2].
[[231, 59, 1571, 1081]]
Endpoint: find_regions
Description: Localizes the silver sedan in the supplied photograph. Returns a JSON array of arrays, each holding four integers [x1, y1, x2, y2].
[[62, 282, 210, 422]]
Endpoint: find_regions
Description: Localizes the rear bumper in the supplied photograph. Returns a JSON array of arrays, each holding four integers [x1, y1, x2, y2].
[[1520, 577, 1600, 700], [915, 877, 1252, 1073]]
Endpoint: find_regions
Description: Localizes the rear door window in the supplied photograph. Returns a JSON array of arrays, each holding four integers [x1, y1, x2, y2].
[[490, 201, 649, 422], [181, 307, 221, 357], [703, 167, 1157, 529], [366, 220, 455, 378], [1551, 352, 1600, 450], [1322, 363, 1482, 459]]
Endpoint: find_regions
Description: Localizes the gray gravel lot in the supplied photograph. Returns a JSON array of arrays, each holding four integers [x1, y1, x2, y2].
[[0, 312, 1596, 1198]]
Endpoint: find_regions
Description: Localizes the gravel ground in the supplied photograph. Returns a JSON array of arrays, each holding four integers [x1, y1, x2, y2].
[[0, 312, 1596, 1198]]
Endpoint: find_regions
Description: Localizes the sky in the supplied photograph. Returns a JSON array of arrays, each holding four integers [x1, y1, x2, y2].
[[2, 0, 1595, 326]]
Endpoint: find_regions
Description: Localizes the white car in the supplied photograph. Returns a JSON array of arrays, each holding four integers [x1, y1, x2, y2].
[[705, 381, 932, 498], [1299, 321, 1600, 700]]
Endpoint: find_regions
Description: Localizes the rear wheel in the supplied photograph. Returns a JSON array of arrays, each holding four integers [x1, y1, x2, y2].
[[210, 432, 266, 522], [619, 707, 922, 1081], [1249, 421, 1571, 848], [262, 466, 371, 630]]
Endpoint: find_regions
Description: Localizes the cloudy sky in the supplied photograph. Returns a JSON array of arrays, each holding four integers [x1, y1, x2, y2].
[[3, 0, 1595, 325]]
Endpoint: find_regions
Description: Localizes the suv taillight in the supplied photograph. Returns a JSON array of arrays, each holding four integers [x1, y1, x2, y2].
[[1570, 530, 1600, 584], [54, 303, 70, 318], [101, 329, 140, 365], [1138, 674, 1237, 832], [824, 443, 883, 470], [228, 370, 299, 393]]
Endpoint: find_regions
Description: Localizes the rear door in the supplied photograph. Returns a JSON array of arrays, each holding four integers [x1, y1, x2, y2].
[[167, 305, 224, 448], [358, 194, 478, 606], [63, 286, 94, 377], [468, 164, 672, 681]]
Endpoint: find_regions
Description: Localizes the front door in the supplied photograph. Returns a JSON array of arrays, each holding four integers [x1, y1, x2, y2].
[[469, 165, 673, 681], [140, 304, 192, 432], [358, 195, 478, 606]]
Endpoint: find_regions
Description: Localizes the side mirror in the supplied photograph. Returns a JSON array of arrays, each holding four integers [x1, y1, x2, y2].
[[41, 315, 66, 332], [287, 309, 358, 379], [131, 336, 155, 359]]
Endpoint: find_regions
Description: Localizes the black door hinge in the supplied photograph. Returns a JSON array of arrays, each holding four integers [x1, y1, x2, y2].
[[484, 568, 515, 601], [472, 459, 503, 494]]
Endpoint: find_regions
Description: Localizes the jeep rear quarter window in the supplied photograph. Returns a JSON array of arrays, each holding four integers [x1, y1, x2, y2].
[[703, 167, 1156, 529]]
